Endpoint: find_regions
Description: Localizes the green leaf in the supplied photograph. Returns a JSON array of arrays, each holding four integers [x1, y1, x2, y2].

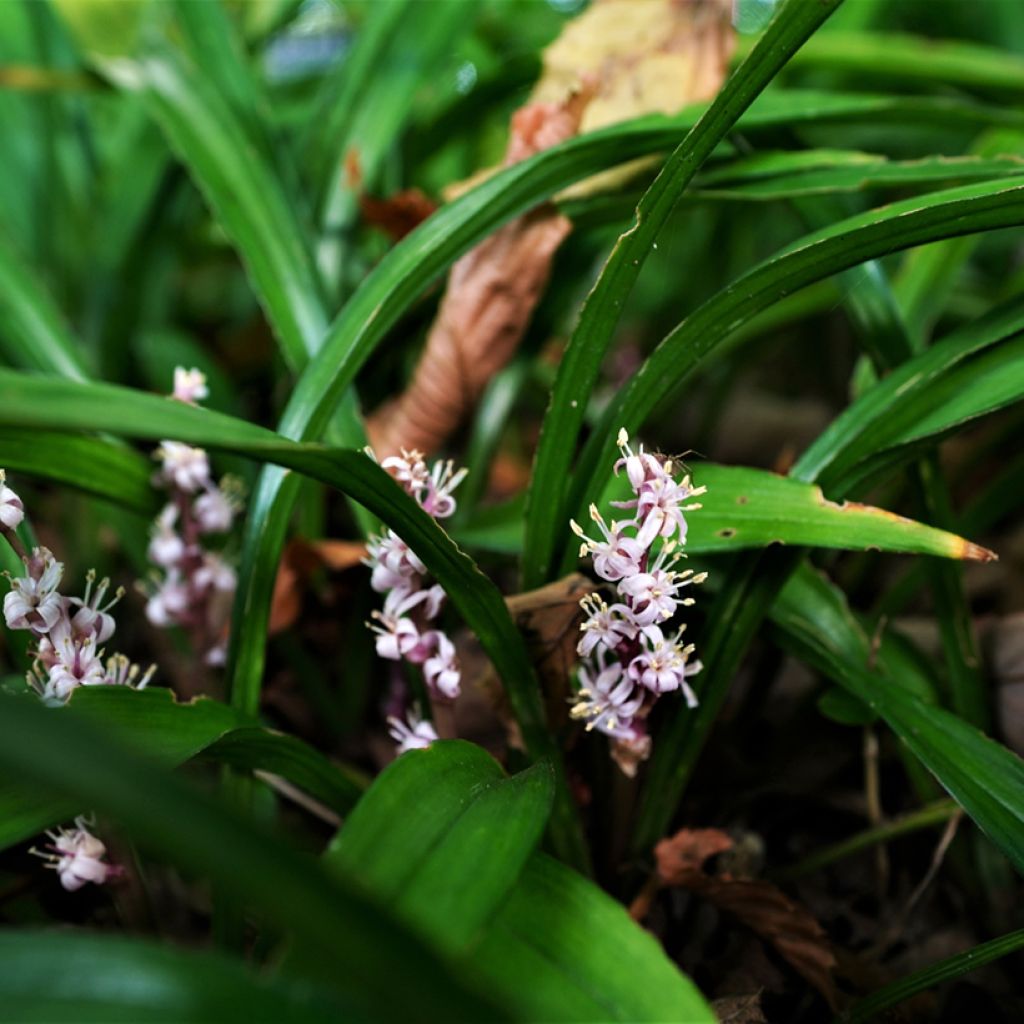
[[455, 463, 995, 562], [694, 152, 1024, 201], [846, 335, 1024, 489], [794, 294, 1024, 487], [0, 427, 156, 515], [0, 693, 504, 1021], [0, 226, 89, 380], [565, 176, 1024, 575], [0, 930, 346, 1023], [116, 50, 327, 369], [523, 0, 846, 589], [327, 740, 552, 956], [602, 463, 995, 561], [0, 370, 586, 865], [839, 928, 1024, 1024], [772, 566, 1024, 876], [473, 854, 715, 1023], [0, 686, 361, 853], [766, 31, 1024, 95]]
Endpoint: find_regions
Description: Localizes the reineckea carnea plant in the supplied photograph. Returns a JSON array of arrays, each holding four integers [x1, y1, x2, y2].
[[0, 0, 1022, 1020]]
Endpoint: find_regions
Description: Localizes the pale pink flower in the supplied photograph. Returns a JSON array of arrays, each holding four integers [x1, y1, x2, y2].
[[570, 506, 645, 582], [148, 504, 185, 568], [4, 548, 64, 633], [145, 572, 189, 628], [194, 553, 236, 594], [68, 570, 122, 644], [627, 625, 701, 702], [364, 531, 427, 593], [193, 488, 235, 533], [577, 593, 637, 658], [33, 818, 120, 892], [155, 442, 211, 493], [172, 366, 209, 405], [423, 632, 460, 699], [388, 708, 439, 754], [0, 471, 24, 530], [570, 659, 645, 740]]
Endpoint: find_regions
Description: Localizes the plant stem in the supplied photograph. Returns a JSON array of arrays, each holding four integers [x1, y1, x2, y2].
[[773, 799, 959, 882]]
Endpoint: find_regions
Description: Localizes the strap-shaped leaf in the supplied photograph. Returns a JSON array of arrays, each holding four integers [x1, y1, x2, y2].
[[0, 693, 504, 1021], [0, 686, 362, 853], [0, 930, 347, 1023], [473, 854, 715, 1023], [772, 566, 1024, 875], [326, 740, 552, 956], [523, 0, 845, 589], [563, 175, 1024, 575], [456, 463, 993, 561]]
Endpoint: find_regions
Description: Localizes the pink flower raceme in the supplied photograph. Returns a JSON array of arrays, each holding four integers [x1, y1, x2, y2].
[[364, 448, 466, 752], [144, 368, 242, 666], [0, 473, 155, 707], [569, 430, 707, 775]]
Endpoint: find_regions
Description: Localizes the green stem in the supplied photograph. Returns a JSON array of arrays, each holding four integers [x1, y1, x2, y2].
[[773, 800, 959, 882]]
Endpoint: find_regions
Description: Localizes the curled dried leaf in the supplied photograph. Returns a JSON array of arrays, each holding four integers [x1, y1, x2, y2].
[[640, 827, 840, 1010]]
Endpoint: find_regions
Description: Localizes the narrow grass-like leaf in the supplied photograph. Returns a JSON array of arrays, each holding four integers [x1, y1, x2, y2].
[[843, 336, 1024, 490], [310, 0, 468, 230], [694, 152, 1024, 200], [838, 929, 1024, 1024], [565, 176, 1024, 572], [115, 51, 327, 368], [522, 0, 845, 589], [0, 427, 156, 515], [0, 227, 89, 380], [473, 853, 715, 1023], [0, 371, 584, 865], [760, 30, 1024, 95], [772, 567, 1024, 876], [0, 930, 346, 1023], [0, 686, 362, 852], [793, 295, 1024, 487], [326, 740, 552, 955], [0, 694, 504, 1021]]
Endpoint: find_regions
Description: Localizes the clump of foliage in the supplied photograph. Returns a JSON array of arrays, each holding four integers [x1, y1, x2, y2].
[[0, 0, 1023, 1020]]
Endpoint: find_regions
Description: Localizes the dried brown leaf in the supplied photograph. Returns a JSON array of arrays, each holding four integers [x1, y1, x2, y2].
[[359, 187, 437, 242], [710, 992, 767, 1024], [506, 573, 592, 726], [654, 827, 735, 885], [369, 0, 734, 459], [646, 827, 839, 1010]]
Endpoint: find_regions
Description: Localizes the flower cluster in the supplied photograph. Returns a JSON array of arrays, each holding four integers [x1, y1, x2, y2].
[[569, 430, 707, 773], [30, 816, 121, 892], [144, 368, 241, 666], [0, 472, 155, 706], [364, 449, 466, 749]]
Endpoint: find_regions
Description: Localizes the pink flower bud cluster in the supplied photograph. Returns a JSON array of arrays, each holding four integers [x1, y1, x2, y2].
[[0, 472, 155, 706], [31, 816, 121, 891], [144, 368, 240, 666], [569, 430, 707, 773], [364, 449, 466, 734]]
